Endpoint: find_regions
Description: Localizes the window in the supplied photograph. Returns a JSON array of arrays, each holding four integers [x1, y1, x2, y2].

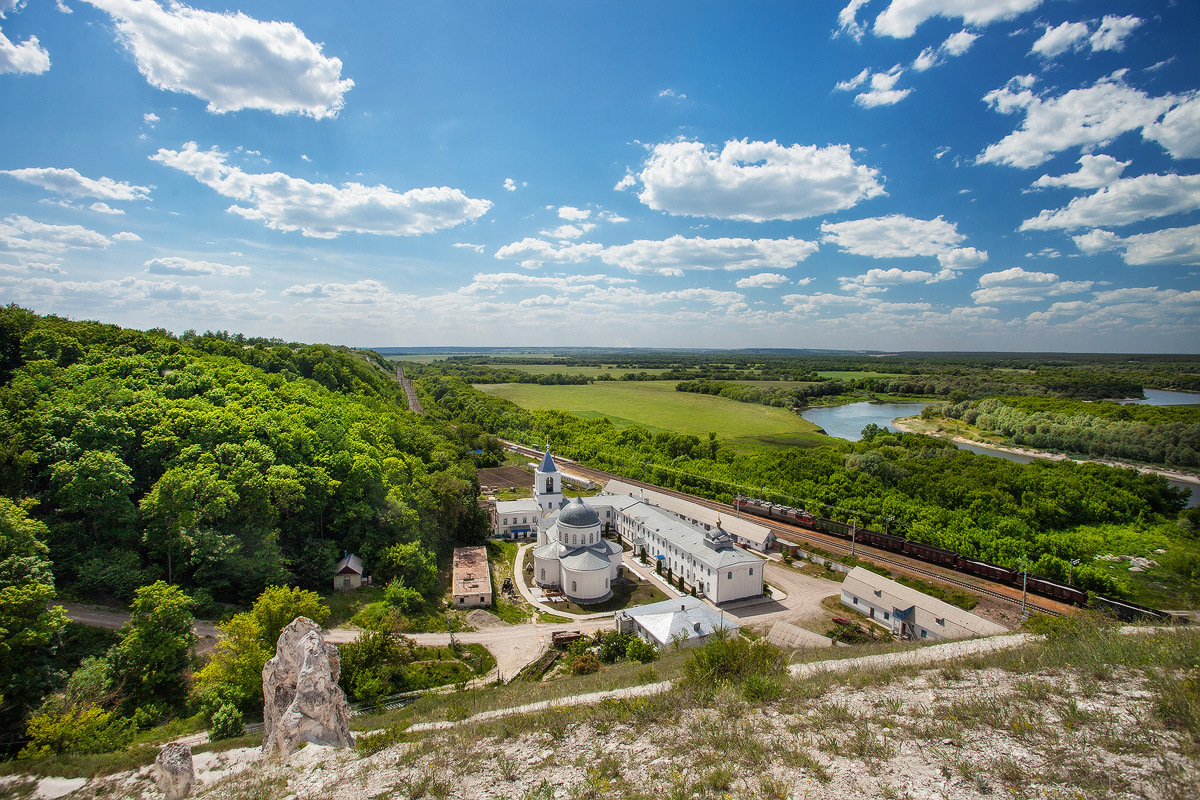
[[749, 568, 754, 576], [546, 477, 554, 493], [540, 569, 545, 580], [920, 629, 927, 639], [935, 618, 945, 626], [852, 596, 858, 605], [883, 611, 889, 620], [727, 571, 732, 579], [457, 597, 463, 604], [571, 581, 577, 593]]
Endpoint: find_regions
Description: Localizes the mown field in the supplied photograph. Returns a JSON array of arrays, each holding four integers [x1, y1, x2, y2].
[[476, 381, 827, 452], [497, 364, 676, 378]]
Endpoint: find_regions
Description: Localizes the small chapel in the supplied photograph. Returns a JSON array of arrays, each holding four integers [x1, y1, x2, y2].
[[528, 448, 623, 603]]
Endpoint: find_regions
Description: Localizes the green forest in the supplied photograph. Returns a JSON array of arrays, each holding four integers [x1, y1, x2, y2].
[[0, 306, 488, 752]]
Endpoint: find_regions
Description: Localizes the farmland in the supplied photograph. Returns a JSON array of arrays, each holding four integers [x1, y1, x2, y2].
[[476, 380, 826, 452]]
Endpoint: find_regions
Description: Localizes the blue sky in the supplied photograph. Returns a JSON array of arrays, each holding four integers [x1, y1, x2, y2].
[[1, 0, 1198, 352]]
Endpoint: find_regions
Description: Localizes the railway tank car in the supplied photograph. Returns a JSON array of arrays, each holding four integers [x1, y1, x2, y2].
[[735, 497, 1089, 606]]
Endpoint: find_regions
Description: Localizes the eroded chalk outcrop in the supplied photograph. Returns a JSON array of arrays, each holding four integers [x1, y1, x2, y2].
[[154, 742, 194, 800], [261, 617, 354, 758]]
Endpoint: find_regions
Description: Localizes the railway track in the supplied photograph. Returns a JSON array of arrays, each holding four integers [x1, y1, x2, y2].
[[505, 442, 1068, 617]]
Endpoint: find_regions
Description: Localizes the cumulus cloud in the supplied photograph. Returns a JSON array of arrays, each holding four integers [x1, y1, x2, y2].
[[143, 112, 159, 126], [1090, 14, 1142, 52], [453, 243, 486, 254], [151, 142, 492, 238], [1145, 94, 1200, 160], [873, 0, 1044, 38], [540, 223, 595, 240], [912, 30, 978, 71], [971, 266, 1092, 304], [736, 273, 792, 289], [0, 215, 115, 255], [979, 72, 1176, 168], [1020, 173, 1200, 231], [600, 235, 819, 274], [558, 206, 591, 221], [144, 256, 249, 277], [503, 177, 526, 192], [853, 66, 911, 107], [495, 234, 818, 275], [1072, 224, 1200, 267], [835, 68, 869, 92], [1031, 15, 1141, 58], [632, 139, 885, 222], [658, 88, 686, 100], [0, 26, 49, 74], [1, 166, 152, 201], [82, 0, 353, 118], [281, 279, 390, 303], [89, 202, 125, 215], [1030, 154, 1129, 190], [820, 214, 987, 268], [840, 267, 958, 293]]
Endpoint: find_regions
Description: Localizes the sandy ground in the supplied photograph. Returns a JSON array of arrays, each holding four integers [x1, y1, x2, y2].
[[892, 418, 1200, 487]]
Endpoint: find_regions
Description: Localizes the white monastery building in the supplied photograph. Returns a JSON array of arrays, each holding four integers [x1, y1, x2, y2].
[[840, 567, 1006, 641], [616, 596, 739, 648], [492, 448, 766, 605]]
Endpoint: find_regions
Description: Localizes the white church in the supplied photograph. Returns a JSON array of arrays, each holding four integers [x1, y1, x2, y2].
[[494, 447, 765, 605]]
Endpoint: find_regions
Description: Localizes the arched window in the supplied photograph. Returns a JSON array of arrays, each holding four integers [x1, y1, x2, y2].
[[571, 534, 577, 545], [727, 571, 732, 580], [571, 581, 577, 593], [546, 477, 554, 493], [749, 568, 754, 576], [540, 568, 545, 580]]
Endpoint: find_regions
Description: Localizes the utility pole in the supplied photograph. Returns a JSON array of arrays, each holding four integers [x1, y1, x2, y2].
[[850, 522, 857, 558], [1069, 558, 1080, 585]]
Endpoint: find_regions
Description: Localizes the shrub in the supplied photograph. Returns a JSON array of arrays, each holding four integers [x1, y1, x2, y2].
[[680, 629, 784, 689], [209, 702, 244, 741], [384, 579, 423, 613], [571, 653, 601, 675], [625, 637, 658, 664], [20, 700, 134, 758], [596, 631, 633, 663]]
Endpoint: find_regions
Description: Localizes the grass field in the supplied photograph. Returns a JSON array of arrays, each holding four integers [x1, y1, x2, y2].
[[502, 364, 675, 377], [477, 381, 827, 451], [816, 370, 901, 380]]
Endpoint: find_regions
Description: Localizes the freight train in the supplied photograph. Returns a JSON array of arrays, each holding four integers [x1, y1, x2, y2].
[[736, 497, 1089, 606]]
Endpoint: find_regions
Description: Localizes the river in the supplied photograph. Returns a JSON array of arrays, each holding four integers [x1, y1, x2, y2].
[[801, 399, 1198, 508]]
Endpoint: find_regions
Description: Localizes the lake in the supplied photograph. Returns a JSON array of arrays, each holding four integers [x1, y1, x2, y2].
[[800, 401, 930, 441], [802, 399, 1198, 508], [1120, 388, 1200, 406]]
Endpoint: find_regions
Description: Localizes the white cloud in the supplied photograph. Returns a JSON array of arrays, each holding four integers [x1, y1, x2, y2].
[[1072, 224, 1200, 267], [658, 88, 686, 100], [89, 202, 125, 215], [971, 266, 1092, 303], [1020, 173, 1200, 231], [503, 178, 518, 192], [0, 215, 114, 255], [1030, 21, 1089, 58], [143, 112, 159, 126], [821, 214, 986, 267], [856, 66, 911, 107], [111, 231, 141, 241], [840, 266, 958, 293], [1030, 154, 1129, 190], [453, 242, 486, 254], [495, 234, 818, 276], [1, 166, 152, 200], [598, 211, 628, 224], [873, 0, 1044, 38], [600, 235, 819, 274], [736, 273, 791, 289], [152, 142, 492, 238], [558, 206, 591, 221], [1032, 15, 1141, 59], [835, 68, 869, 92], [633, 139, 885, 222], [979, 72, 1176, 168], [145, 256, 249, 277], [540, 223, 595, 240], [0, 26, 49, 74], [613, 172, 637, 191], [1090, 14, 1142, 52], [1145, 94, 1200, 160], [281, 279, 389, 303], [912, 29, 978, 71], [82, 0, 353, 119], [836, 0, 872, 41]]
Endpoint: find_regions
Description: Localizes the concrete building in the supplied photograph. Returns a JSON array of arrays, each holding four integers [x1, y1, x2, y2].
[[604, 480, 775, 552], [451, 546, 493, 608], [533, 495, 624, 603], [492, 448, 569, 540], [840, 567, 1007, 641], [616, 596, 739, 648], [333, 553, 363, 591]]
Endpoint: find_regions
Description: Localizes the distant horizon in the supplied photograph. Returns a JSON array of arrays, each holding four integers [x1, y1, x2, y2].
[[2, 1, 1197, 352]]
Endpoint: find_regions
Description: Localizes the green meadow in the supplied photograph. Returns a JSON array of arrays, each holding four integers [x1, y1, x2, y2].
[[477, 381, 828, 452]]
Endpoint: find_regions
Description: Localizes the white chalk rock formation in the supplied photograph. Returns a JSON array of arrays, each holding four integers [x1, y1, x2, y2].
[[261, 616, 354, 758], [154, 742, 194, 800]]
